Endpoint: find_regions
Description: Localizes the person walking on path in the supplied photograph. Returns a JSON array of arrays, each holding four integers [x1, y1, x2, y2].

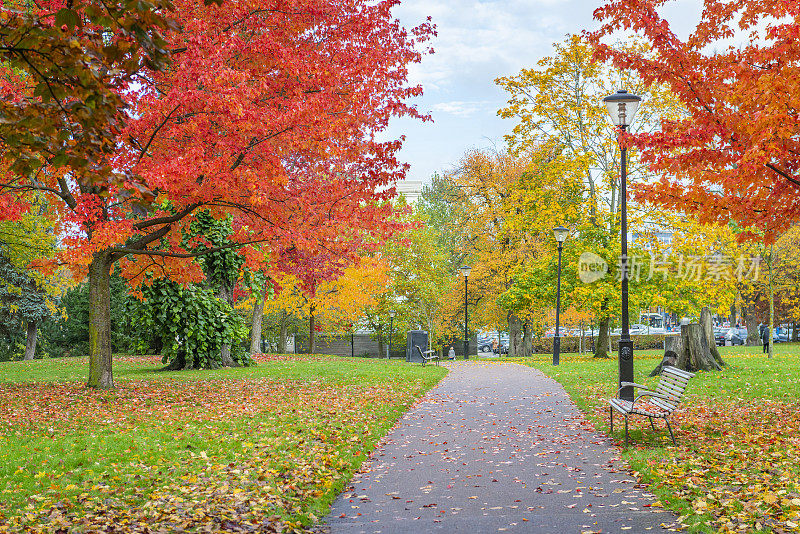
[[326, 361, 678, 533], [448, 346, 456, 360]]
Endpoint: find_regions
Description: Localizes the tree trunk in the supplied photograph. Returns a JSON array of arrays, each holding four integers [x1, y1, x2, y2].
[[217, 284, 238, 367], [742, 305, 759, 346], [522, 319, 533, 358], [595, 316, 610, 359], [793, 322, 799, 342], [87, 252, 114, 388], [680, 323, 722, 372], [377, 324, 384, 359], [768, 245, 774, 358], [23, 320, 37, 360], [700, 306, 726, 367], [278, 310, 287, 353], [249, 284, 268, 354], [308, 307, 315, 354], [507, 313, 523, 357]]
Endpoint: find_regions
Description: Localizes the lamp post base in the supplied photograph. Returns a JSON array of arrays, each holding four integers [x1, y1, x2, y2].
[[618, 338, 634, 401], [553, 337, 561, 366]]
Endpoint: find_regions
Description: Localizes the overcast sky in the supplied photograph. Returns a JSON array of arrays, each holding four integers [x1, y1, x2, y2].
[[387, 0, 704, 196]]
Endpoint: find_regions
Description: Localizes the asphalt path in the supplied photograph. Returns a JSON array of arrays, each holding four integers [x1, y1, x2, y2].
[[324, 361, 679, 534]]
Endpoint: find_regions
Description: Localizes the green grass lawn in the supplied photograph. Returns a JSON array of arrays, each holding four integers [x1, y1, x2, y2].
[[501, 343, 800, 533], [0, 354, 447, 533]]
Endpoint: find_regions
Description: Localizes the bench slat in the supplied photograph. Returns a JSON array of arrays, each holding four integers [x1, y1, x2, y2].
[[658, 377, 689, 393], [655, 382, 685, 398], [663, 366, 695, 379], [660, 372, 690, 386]]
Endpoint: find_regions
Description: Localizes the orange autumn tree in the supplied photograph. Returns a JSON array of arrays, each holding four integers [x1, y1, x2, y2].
[[443, 147, 584, 356], [589, 0, 800, 241], [316, 256, 392, 353], [1, 0, 434, 387]]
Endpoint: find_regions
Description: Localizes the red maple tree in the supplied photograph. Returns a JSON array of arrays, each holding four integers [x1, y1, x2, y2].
[[588, 0, 800, 241], [1, 0, 434, 387]]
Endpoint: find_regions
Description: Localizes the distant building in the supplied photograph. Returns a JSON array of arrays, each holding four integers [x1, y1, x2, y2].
[[394, 179, 423, 202]]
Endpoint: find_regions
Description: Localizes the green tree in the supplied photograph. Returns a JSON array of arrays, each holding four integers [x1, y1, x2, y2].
[[190, 212, 246, 366]]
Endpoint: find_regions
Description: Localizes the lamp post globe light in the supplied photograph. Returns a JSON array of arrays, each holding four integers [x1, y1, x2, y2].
[[552, 226, 569, 366], [460, 265, 472, 360], [602, 89, 642, 402], [388, 310, 396, 359]]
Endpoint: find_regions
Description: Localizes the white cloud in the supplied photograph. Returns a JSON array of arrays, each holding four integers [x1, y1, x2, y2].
[[385, 0, 705, 185], [394, 0, 575, 92], [431, 100, 495, 118]]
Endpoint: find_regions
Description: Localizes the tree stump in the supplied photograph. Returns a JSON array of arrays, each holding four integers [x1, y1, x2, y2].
[[649, 335, 682, 376], [650, 322, 722, 375], [700, 306, 727, 367], [683, 323, 722, 371]]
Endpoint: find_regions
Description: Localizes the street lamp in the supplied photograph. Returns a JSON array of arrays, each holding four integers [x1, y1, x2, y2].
[[388, 310, 396, 359], [553, 226, 569, 366], [460, 265, 472, 360], [602, 89, 642, 402]]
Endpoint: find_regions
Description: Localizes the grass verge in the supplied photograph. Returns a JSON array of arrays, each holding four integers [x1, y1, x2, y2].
[[502, 343, 800, 534], [0, 354, 447, 533]]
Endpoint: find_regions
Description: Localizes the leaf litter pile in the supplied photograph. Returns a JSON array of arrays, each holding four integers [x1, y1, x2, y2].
[[648, 399, 800, 533], [570, 365, 800, 533], [0, 356, 443, 533]]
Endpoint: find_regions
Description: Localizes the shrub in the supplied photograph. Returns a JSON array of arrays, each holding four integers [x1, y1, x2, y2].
[[134, 279, 251, 369], [530, 334, 666, 354]]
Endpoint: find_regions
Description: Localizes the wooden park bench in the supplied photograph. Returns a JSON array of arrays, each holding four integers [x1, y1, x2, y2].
[[609, 366, 695, 446], [415, 346, 439, 367]]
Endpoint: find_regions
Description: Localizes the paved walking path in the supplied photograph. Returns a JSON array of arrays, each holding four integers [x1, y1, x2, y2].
[[325, 361, 679, 533]]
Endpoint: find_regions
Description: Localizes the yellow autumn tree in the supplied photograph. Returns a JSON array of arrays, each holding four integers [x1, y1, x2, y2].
[[441, 146, 584, 356], [496, 34, 683, 356], [0, 196, 67, 360], [773, 224, 800, 341]]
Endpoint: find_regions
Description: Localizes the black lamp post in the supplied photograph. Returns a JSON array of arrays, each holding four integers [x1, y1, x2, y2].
[[460, 265, 471, 359], [602, 89, 642, 402], [553, 226, 569, 365], [388, 310, 396, 359]]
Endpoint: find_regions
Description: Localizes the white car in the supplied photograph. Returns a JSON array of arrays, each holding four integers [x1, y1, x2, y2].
[[628, 324, 666, 335]]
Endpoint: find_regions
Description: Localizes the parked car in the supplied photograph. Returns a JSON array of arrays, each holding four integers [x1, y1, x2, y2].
[[724, 327, 749, 345], [713, 327, 727, 346], [773, 327, 789, 343], [478, 331, 509, 353], [478, 340, 493, 352], [631, 323, 666, 335]]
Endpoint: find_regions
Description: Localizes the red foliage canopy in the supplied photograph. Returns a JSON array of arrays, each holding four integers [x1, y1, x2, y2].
[[588, 0, 800, 241], [3, 0, 433, 282]]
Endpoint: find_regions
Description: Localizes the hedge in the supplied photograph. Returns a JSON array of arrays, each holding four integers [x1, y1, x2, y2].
[[530, 334, 668, 354]]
